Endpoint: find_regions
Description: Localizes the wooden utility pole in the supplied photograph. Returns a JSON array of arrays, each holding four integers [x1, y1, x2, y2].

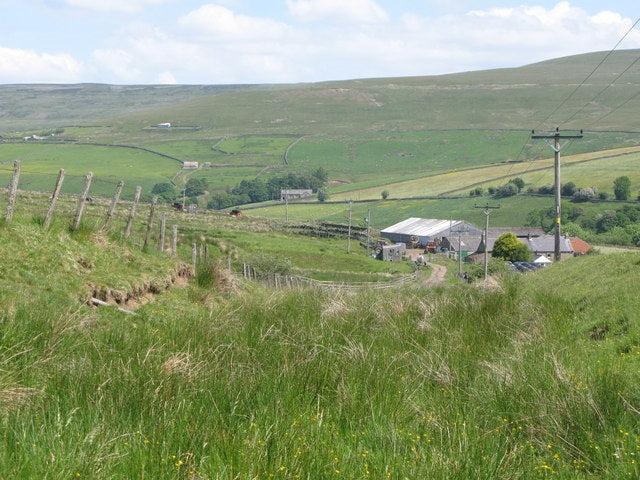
[[475, 204, 500, 280], [284, 194, 289, 222], [347, 200, 352, 254], [450, 224, 470, 277], [532, 128, 583, 262], [366, 208, 371, 257]]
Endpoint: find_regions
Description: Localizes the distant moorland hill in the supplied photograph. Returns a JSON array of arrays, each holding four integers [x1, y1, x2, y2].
[[1, 49, 640, 139]]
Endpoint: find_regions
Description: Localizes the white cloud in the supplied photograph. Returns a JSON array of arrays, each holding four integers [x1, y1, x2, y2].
[[91, 49, 142, 83], [156, 71, 178, 84], [62, 0, 172, 14], [178, 4, 293, 40], [286, 0, 388, 24], [85, 2, 640, 84], [0, 46, 83, 83]]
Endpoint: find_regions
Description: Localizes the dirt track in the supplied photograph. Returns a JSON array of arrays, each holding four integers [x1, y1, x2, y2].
[[422, 262, 447, 285]]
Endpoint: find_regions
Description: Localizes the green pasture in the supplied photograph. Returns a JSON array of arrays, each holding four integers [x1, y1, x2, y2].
[[0, 143, 180, 199], [179, 218, 413, 278], [144, 135, 297, 167], [247, 193, 629, 231], [327, 146, 640, 201]]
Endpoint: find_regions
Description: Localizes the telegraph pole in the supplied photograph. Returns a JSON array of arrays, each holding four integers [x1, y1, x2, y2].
[[475, 204, 500, 280], [531, 128, 583, 262], [450, 224, 470, 277], [366, 208, 371, 257], [347, 200, 352, 254]]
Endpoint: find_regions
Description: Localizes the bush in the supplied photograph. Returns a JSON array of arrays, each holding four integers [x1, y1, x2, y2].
[[613, 175, 631, 200], [509, 177, 525, 190], [495, 182, 519, 198], [317, 188, 329, 202], [573, 187, 596, 202], [561, 181, 577, 197], [250, 254, 293, 278], [492, 232, 532, 262]]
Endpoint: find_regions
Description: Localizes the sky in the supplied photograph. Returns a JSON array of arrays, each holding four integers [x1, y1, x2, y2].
[[0, 0, 638, 85]]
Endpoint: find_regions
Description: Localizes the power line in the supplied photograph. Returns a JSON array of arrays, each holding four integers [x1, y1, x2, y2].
[[536, 16, 640, 131], [531, 129, 583, 261], [561, 51, 640, 127]]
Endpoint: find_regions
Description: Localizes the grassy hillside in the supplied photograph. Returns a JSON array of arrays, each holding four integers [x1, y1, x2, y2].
[[2, 50, 640, 228], [4, 50, 640, 138], [2, 214, 640, 478]]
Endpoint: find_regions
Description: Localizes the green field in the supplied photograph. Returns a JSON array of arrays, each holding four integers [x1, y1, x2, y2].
[[0, 143, 180, 200], [2, 50, 640, 225]]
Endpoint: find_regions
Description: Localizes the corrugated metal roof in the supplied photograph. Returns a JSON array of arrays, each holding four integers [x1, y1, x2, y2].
[[528, 236, 572, 253], [380, 218, 462, 237]]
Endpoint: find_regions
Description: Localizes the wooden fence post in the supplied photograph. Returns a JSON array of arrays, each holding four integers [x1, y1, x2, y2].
[[72, 172, 93, 231], [158, 212, 167, 252], [143, 196, 158, 249], [103, 180, 124, 231], [5, 160, 20, 222], [171, 225, 178, 257], [43, 168, 65, 229], [192, 242, 197, 270], [124, 186, 142, 239]]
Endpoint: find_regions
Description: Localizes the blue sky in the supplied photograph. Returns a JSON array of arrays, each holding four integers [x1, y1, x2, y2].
[[0, 0, 638, 84]]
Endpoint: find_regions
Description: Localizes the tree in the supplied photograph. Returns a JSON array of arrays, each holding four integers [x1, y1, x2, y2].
[[573, 187, 596, 202], [613, 176, 631, 201], [317, 188, 329, 202], [151, 182, 177, 203], [509, 177, 525, 191], [311, 167, 329, 184], [381, 189, 389, 199], [495, 182, 519, 198], [492, 232, 532, 262], [561, 181, 577, 197], [185, 177, 208, 197]]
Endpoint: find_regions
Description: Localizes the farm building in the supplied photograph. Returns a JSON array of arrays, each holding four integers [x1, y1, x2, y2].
[[568, 237, 592, 255], [468, 234, 574, 262], [182, 162, 199, 169], [281, 189, 313, 201], [381, 243, 406, 262], [380, 218, 481, 247], [526, 235, 574, 261], [442, 227, 545, 256]]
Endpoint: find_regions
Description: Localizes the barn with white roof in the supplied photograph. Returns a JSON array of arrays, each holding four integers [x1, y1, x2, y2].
[[380, 218, 481, 247]]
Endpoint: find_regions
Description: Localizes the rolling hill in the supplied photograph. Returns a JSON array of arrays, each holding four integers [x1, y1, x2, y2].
[[1, 49, 640, 227]]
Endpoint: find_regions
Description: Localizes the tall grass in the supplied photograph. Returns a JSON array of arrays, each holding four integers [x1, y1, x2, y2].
[[3, 249, 640, 479]]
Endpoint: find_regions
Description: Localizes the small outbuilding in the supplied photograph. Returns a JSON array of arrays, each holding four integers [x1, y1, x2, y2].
[[281, 189, 313, 201], [381, 243, 406, 262]]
